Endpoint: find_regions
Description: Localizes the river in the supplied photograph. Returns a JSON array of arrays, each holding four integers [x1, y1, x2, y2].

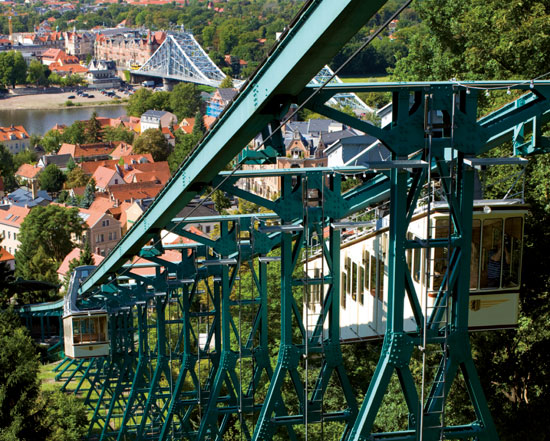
[[0, 105, 128, 136]]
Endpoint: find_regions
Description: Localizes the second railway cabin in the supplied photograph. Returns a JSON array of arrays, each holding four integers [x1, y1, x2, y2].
[[304, 199, 527, 342]]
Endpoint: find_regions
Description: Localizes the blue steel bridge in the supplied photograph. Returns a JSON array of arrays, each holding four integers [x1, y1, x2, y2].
[[18, 1, 550, 440]]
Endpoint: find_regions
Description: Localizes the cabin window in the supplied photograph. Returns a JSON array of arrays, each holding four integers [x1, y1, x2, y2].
[[480, 218, 504, 289], [378, 258, 384, 301], [370, 255, 377, 297], [432, 218, 450, 291], [359, 266, 365, 305], [471, 220, 482, 289], [72, 316, 107, 344], [413, 245, 422, 283], [345, 257, 352, 294], [363, 250, 370, 291], [341, 272, 347, 309], [504, 217, 522, 288], [406, 233, 413, 274], [352, 262, 358, 301]]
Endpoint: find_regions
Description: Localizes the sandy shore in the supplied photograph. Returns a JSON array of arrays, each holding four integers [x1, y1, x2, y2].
[[0, 90, 128, 110]]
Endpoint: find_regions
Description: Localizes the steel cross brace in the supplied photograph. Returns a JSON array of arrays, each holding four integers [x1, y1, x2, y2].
[[347, 154, 497, 441], [252, 174, 357, 441]]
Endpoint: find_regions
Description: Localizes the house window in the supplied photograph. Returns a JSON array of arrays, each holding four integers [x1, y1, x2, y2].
[[102, 220, 109, 227], [108, 232, 112, 241], [114, 179, 118, 184], [7, 231, 10, 239]]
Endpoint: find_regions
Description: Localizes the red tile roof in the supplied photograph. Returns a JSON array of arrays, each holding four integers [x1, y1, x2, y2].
[[15, 163, 41, 180], [58, 142, 116, 159], [79, 154, 154, 175], [0, 125, 29, 142], [108, 181, 164, 204], [57, 247, 104, 277], [0, 205, 31, 227], [0, 247, 15, 262]]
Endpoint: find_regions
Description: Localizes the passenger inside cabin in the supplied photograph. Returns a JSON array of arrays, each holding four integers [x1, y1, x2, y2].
[[487, 239, 510, 288]]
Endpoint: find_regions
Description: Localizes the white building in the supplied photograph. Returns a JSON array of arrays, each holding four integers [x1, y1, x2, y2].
[[0, 205, 30, 256], [0, 125, 30, 155]]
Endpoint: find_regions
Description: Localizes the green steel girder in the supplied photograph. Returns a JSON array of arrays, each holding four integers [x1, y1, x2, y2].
[[80, 0, 390, 293]]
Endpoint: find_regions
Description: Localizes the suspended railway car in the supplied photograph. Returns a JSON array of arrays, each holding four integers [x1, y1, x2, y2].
[[63, 266, 109, 358], [305, 199, 526, 341]]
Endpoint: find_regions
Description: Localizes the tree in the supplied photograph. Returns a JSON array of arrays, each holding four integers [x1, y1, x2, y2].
[[168, 131, 201, 173], [169, 82, 202, 120], [39, 164, 66, 193], [16, 205, 85, 284], [66, 157, 76, 173], [80, 178, 96, 209], [13, 149, 38, 171], [0, 144, 16, 192], [62, 121, 86, 145], [0, 309, 45, 440], [26, 60, 50, 87], [147, 91, 171, 111], [84, 112, 103, 143], [126, 87, 153, 117], [192, 110, 206, 136], [65, 167, 89, 189], [0, 309, 88, 440], [40, 391, 88, 441], [0, 238, 15, 307], [0, 50, 27, 88], [219, 76, 234, 89], [41, 130, 63, 154], [102, 125, 135, 144], [133, 128, 170, 162]]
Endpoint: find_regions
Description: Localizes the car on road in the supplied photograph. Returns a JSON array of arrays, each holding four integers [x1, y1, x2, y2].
[[67, 95, 75, 99], [88, 94, 95, 98]]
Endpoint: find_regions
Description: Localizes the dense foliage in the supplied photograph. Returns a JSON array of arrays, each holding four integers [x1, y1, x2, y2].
[[15, 205, 85, 297], [0, 309, 88, 441]]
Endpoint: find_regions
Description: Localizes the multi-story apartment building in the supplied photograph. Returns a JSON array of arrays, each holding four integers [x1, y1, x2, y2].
[[0, 125, 30, 155], [63, 31, 94, 59], [78, 207, 121, 257], [94, 30, 165, 68], [0, 205, 30, 256]]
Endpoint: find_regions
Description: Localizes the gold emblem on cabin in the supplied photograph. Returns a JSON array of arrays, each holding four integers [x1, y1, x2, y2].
[[469, 298, 508, 311]]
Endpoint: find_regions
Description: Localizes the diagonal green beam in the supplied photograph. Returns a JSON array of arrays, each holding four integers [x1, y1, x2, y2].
[[81, 0, 390, 294]]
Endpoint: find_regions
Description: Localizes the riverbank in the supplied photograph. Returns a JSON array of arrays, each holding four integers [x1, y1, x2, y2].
[[0, 91, 127, 110]]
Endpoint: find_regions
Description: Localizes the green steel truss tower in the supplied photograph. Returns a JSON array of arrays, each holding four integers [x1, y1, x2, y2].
[[37, 1, 550, 440]]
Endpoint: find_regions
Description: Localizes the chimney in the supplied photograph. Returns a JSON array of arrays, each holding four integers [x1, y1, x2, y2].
[[31, 179, 38, 200]]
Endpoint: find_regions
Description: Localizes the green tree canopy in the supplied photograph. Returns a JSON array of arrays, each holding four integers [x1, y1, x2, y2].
[[0, 50, 27, 88], [102, 125, 135, 144], [133, 128, 171, 162], [0, 309, 88, 440], [26, 59, 50, 87], [62, 121, 86, 145], [39, 164, 66, 193], [0, 309, 44, 440], [13, 149, 38, 172], [65, 167, 89, 189], [16, 205, 85, 285], [81, 178, 96, 209], [219, 76, 234, 89], [0, 144, 16, 192], [126, 87, 154, 117], [84, 112, 103, 143], [41, 130, 63, 154], [169, 83, 202, 120], [168, 131, 201, 174]]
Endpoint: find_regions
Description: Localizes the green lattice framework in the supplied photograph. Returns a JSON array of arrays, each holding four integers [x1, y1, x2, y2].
[[23, 0, 550, 439]]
